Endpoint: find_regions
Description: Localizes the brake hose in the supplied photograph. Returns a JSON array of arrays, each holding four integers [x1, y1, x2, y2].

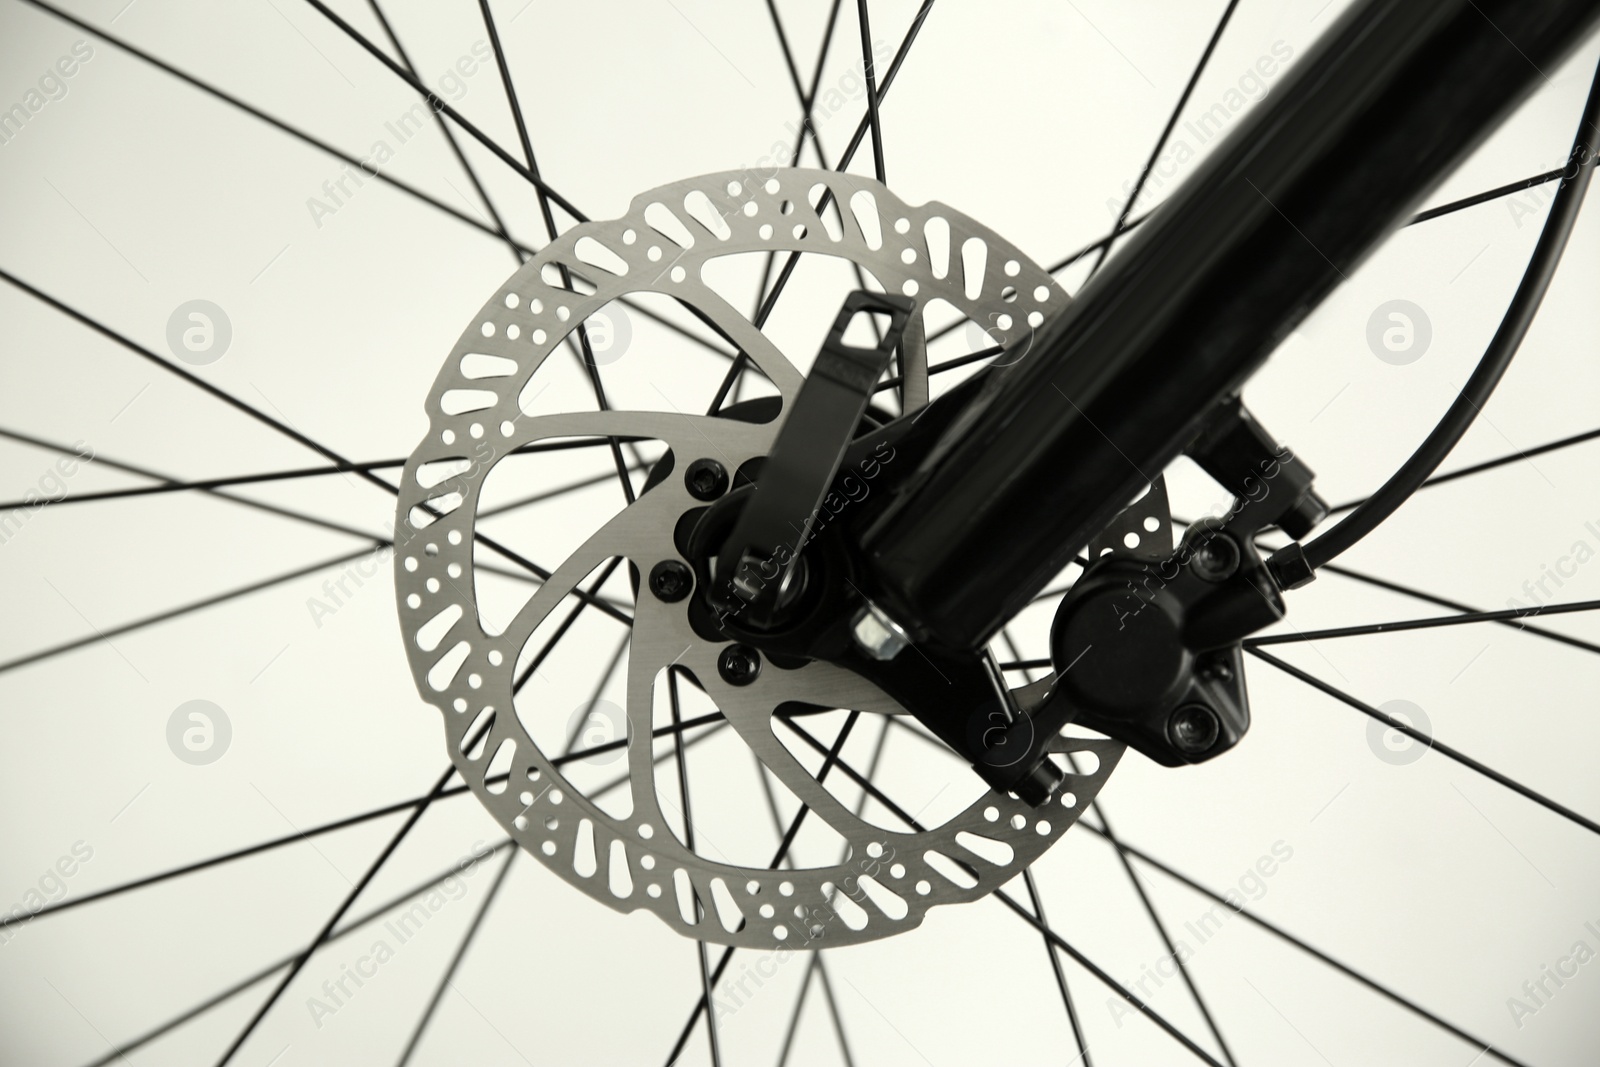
[[1302, 58, 1600, 570]]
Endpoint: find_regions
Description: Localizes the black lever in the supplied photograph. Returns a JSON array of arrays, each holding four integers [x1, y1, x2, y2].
[[713, 291, 913, 628]]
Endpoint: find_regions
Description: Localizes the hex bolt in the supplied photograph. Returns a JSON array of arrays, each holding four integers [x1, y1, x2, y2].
[[1189, 532, 1241, 582], [717, 643, 762, 686], [684, 458, 729, 501], [1168, 704, 1221, 755], [648, 560, 693, 603]]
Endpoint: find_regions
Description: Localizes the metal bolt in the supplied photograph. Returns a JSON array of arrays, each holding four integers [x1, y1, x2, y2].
[[1168, 704, 1221, 755], [717, 643, 762, 686], [685, 458, 729, 501], [851, 602, 910, 661], [1189, 532, 1241, 582], [648, 560, 693, 603]]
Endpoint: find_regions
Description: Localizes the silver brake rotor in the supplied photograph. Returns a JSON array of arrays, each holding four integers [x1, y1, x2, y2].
[[393, 169, 1139, 948]]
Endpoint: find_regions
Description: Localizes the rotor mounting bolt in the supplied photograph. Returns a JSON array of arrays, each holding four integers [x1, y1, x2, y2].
[[649, 560, 693, 603], [685, 458, 729, 501], [1189, 532, 1241, 582], [717, 643, 762, 686], [1168, 704, 1221, 755]]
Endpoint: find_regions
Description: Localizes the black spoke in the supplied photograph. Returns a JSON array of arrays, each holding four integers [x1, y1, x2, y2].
[[0, 428, 386, 545], [0, 545, 377, 677], [1045, 164, 1569, 289], [1087, 0, 1241, 278], [513, 558, 628, 693], [856, 0, 887, 184], [80, 840, 516, 1067], [758, 0, 883, 348], [706, 0, 938, 413], [16, 0, 522, 248], [211, 711, 500, 1066], [476, 0, 640, 505], [1317, 560, 1600, 657], [1247, 597, 1600, 646], [301, 0, 587, 221], [1092, 827, 1532, 1067], [1020, 868, 1094, 1067], [1247, 647, 1600, 836], [762, 719, 890, 1067], [5, 714, 722, 934], [1327, 424, 1600, 515], [660, 709, 862, 1066], [365, 0, 523, 265], [778, 718, 1227, 1067], [873, 343, 1004, 393], [395, 848, 518, 1066], [666, 669, 723, 1067], [0, 270, 630, 622]]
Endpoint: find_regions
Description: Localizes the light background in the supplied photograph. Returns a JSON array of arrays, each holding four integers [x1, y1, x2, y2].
[[1, 1, 1598, 1065]]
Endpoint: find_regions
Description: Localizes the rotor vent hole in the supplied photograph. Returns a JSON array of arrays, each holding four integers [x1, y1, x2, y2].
[[416, 603, 464, 653], [440, 389, 498, 415], [608, 840, 633, 898], [922, 850, 978, 889], [683, 190, 732, 241], [825, 883, 870, 930], [955, 831, 1014, 867], [709, 877, 746, 933], [924, 216, 950, 278], [575, 236, 629, 277], [428, 641, 472, 692], [674, 869, 698, 926], [849, 189, 883, 250], [643, 202, 695, 249], [961, 238, 988, 301], [459, 707, 495, 757], [416, 456, 472, 489], [484, 738, 515, 794], [573, 818, 597, 878], [856, 875, 908, 920]]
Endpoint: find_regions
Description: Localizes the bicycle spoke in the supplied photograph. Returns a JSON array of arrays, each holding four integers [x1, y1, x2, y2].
[[0, 429, 386, 544], [1087, 0, 1241, 279], [1020, 868, 1094, 1067], [1247, 597, 1600, 645], [365, 0, 523, 265], [757, 718, 890, 1067], [211, 718, 497, 1066], [1247, 647, 1600, 835], [3, 715, 724, 935], [856, 0, 887, 184], [79, 840, 516, 1067], [0, 271, 634, 619], [1093, 827, 1532, 1067], [395, 848, 518, 1066], [758, 0, 884, 353], [665, 669, 723, 1067], [300, 0, 587, 221], [779, 718, 1227, 1067], [0, 544, 376, 677], [659, 708, 863, 1065], [1327, 424, 1600, 514], [706, 0, 938, 413], [1042, 163, 1569, 292]]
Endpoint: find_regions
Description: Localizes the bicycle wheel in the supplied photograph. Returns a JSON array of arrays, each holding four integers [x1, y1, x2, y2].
[[1, 2, 1597, 1065]]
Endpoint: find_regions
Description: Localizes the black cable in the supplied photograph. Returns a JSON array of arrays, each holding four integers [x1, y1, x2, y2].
[[1303, 59, 1600, 569]]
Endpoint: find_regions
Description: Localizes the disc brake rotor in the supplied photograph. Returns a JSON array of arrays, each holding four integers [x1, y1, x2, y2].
[[394, 169, 1129, 948]]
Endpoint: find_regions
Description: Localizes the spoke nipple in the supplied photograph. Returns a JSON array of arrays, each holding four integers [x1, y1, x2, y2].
[[649, 560, 693, 603], [717, 643, 762, 686], [685, 458, 729, 501]]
